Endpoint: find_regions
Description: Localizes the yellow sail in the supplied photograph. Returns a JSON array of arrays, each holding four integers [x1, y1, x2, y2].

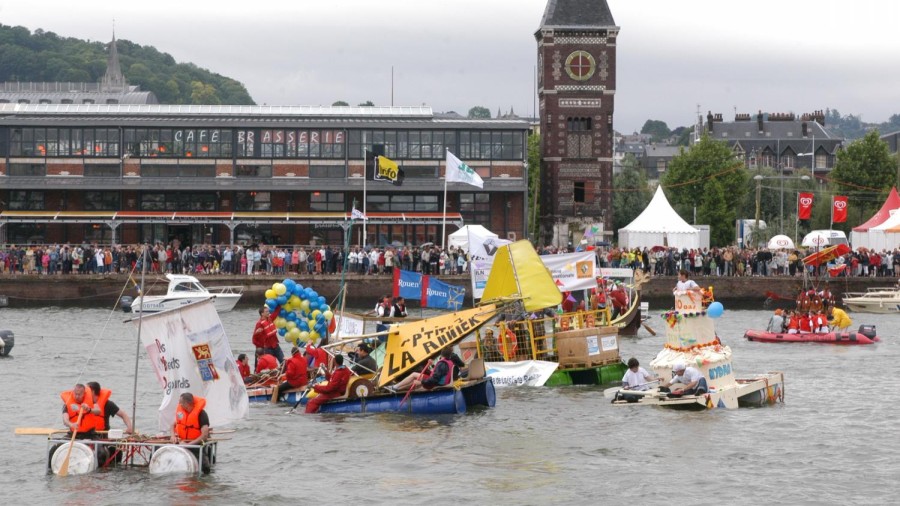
[[481, 240, 562, 313], [378, 304, 498, 386]]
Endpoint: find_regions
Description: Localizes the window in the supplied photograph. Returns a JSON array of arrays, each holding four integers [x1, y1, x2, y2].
[[567, 133, 592, 158], [657, 159, 667, 173], [141, 165, 215, 177], [309, 165, 346, 178], [235, 191, 271, 211], [574, 181, 586, 203], [84, 223, 113, 243], [84, 164, 120, 177], [236, 165, 272, 178], [459, 193, 491, 228], [567, 117, 593, 131], [84, 191, 120, 210], [8, 163, 46, 176], [310, 192, 345, 211], [783, 155, 794, 169], [9, 190, 45, 210], [815, 153, 827, 170], [366, 194, 438, 212], [140, 192, 216, 211], [7, 223, 45, 244]]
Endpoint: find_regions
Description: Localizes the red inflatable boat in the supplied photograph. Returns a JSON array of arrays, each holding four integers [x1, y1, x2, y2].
[[744, 326, 879, 345]]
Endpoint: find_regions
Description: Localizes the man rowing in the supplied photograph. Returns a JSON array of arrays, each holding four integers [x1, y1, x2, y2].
[[60, 383, 100, 440]]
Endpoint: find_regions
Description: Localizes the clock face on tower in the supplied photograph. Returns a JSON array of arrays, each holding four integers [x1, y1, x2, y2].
[[564, 50, 595, 81]]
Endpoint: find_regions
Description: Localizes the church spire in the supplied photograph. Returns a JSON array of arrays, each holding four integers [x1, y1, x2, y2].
[[100, 30, 127, 92]]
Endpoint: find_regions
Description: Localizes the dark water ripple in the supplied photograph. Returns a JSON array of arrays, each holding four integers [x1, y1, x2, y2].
[[0, 306, 897, 503]]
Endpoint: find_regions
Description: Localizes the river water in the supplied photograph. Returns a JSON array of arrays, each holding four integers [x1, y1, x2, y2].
[[0, 304, 897, 504]]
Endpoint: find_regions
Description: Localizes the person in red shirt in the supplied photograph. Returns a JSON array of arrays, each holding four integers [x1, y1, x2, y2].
[[609, 282, 629, 319], [255, 348, 279, 374], [305, 345, 329, 370], [276, 347, 309, 400], [253, 306, 284, 365], [305, 355, 351, 413], [236, 354, 251, 382]]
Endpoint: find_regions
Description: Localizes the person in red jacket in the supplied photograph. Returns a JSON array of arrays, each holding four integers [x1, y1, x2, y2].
[[236, 354, 251, 382], [305, 355, 351, 413], [255, 348, 279, 374], [253, 306, 284, 365], [276, 347, 308, 400], [305, 344, 329, 370]]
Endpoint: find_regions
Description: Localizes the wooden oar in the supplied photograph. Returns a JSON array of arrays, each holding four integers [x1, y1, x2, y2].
[[58, 408, 84, 477], [270, 362, 286, 404], [603, 380, 660, 399], [642, 323, 657, 336], [15, 427, 70, 436]]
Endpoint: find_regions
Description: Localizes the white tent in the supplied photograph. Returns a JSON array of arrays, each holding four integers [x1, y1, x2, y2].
[[448, 225, 498, 253], [618, 186, 700, 249], [865, 211, 900, 251], [767, 234, 795, 250]]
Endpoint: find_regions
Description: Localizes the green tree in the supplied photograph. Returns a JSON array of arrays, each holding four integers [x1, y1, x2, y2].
[[467, 106, 491, 119], [332, 100, 349, 106], [358, 100, 374, 106], [526, 133, 541, 241], [662, 135, 748, 246], [612, 154, 652, 240], [640, 119, 671, 143], [827, 130, 897, 231], [190, 81, 221, 105]]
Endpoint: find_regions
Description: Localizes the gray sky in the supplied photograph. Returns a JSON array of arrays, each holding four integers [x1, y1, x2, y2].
[[1, 0, 898, 132]]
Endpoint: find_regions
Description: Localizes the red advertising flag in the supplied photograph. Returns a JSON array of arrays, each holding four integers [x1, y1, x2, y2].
[[798, 192, 814, 220], [832, 195, 848, 223]]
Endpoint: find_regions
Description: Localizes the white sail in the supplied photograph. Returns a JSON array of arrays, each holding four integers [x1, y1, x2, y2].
[[132, 299, 249, 433]]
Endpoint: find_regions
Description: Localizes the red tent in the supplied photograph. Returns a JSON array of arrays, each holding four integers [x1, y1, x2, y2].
[[852, 187, 900, 231]]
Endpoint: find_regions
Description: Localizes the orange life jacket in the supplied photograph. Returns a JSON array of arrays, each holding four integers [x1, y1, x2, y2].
[[174, 396, 207, 441], [92, 388, 113, 431], [60, 389, 97, 433]]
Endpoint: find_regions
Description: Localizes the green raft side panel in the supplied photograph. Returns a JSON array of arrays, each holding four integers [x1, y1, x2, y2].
[[544, 361, 627, 387]]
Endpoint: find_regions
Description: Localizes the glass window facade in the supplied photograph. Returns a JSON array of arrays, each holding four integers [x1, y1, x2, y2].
[[367, 194, 438, 212], [9, 190, 45, 210], [84, 191, 120, 210], [140, 192, 216, 211], [235, 191, 272, 211], [310, 192, 345, 211]]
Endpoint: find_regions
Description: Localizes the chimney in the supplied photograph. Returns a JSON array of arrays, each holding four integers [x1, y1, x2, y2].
[[757, 110, 764, 134], [802, 122, 808, 138]]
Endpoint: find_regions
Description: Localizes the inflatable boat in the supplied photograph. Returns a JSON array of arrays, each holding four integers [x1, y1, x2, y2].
[[743, 325, 879, 345]]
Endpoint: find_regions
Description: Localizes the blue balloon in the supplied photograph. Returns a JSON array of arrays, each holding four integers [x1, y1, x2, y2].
[[278, 327, 287, 336], [276, 295, 288, 306], [707, 301, 724, 319], [317, 296, 326, 305], [299, 321, 310, 332], [283, 279, 296, 291], [309, 301, 319, 311], [285, 311, 297, 322], [321, 304, 330, 313], [309, 290, 318, 300], [266, 298, 277, 310]]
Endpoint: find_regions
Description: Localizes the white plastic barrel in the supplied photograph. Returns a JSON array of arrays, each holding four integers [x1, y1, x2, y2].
[[51, 442, 98, 475], [149, 445, 199, 475]]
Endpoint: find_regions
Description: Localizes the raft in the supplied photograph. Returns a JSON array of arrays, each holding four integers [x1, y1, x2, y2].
[[744, 326, 879, 345]]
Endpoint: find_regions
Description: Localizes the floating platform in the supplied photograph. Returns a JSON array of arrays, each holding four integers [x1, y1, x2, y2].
[[611, 372, 785, 410], [46, 435, 217, 476]]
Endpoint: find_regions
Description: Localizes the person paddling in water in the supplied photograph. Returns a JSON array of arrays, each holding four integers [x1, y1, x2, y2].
[[665, 362, 708, 397]]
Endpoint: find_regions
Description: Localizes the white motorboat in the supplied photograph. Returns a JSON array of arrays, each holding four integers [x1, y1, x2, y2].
[[129, 274, 244, 313], [841, 287, 900, 314]]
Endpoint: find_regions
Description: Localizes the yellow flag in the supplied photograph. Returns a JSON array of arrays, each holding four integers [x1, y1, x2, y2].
[[378, 304, 499, 386], [376, 156, 400, 183]]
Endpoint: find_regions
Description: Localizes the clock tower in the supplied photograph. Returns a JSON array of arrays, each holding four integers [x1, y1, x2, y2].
[[535, 0, 618, 247]]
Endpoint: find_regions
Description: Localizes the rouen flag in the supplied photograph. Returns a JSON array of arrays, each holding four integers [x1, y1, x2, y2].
[[798, 192, 814, 221], [832, 195, 848, 223]]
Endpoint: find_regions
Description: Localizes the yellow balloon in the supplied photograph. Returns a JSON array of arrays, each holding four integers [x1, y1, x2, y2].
[[299, 331, 310, 342], [274, 283, 287, 296], [311, 309, 322, 319], [323, 310, 334, 321], [309, 330, 320, 341], [288, 295, 301, 307], [274, 317, 287, 329], [286, 321, 297, 330], [265, 289, 277, 300], [288, 328, 301, 341], [284, 333, 295, 344], [300, 300, 310, 312]]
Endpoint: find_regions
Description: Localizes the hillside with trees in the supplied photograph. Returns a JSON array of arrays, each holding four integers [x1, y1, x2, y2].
[[0, 24, 254, 105]]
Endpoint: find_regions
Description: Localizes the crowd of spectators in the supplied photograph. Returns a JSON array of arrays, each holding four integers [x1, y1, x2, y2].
[[0, 241, 893, 278]]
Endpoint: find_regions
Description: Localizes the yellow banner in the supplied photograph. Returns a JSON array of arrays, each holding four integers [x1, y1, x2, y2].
[[378, 304, 498, 386], [376, 156, 400, 182]]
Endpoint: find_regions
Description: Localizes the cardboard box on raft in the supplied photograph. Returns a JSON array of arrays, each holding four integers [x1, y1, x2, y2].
[[555, 327, 620, 366], [459, 341, 479, 363]]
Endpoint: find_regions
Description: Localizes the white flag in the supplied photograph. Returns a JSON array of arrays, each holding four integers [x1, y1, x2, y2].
[[446, 150, 484, 189], [351, 207, 367, 220]]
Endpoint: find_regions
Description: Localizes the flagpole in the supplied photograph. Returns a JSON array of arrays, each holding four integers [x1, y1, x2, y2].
[[830, 195, 834, 231], [441, 147, 449, 251], [363, 147, 368, 248]]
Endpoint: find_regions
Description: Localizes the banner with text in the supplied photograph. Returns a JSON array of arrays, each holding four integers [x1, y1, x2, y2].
[[832, 195, 848, 223], [484, 360, 559, 387], [540, 251, 598, 292], [392, 269, 465, 310], [133, 299, 248, 432], [468, 227, 512, 299], [798, 193, 814, 220]]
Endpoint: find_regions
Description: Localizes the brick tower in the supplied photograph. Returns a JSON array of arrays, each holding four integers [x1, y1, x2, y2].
[[535, 0, 617, 247]]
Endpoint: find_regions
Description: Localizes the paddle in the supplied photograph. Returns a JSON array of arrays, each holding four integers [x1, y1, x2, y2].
[[270, 362, 287, 404], [398, 359, 432, 410], [603, 380, 660, 399], [642, 323, 657, 336], [15, 428, 70, 436], [58, 408, 85, 477]]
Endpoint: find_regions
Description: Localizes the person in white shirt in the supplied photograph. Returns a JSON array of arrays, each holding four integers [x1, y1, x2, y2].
[[666, 362, 708, 396], [621, 357, 658, 390], [674, 269, 701, 293]]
